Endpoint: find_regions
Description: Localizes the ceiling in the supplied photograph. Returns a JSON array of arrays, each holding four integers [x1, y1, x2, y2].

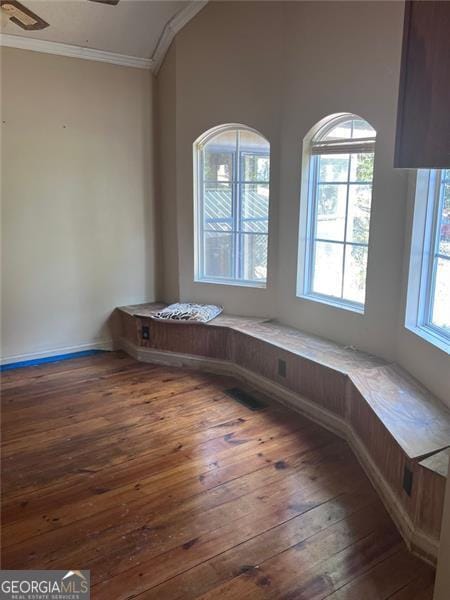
[[0, 0, 207, 69]]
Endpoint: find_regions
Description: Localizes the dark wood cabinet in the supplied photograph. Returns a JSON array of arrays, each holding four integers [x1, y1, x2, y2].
[[395, 1, 450, 169]]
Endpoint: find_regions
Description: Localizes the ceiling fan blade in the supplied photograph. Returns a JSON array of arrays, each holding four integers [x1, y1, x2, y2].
[[88, 0, 120, 5], [0, 0, 49, 30]]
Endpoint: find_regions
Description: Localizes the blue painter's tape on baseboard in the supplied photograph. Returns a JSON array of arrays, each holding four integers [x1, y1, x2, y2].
[[0, 350, 107, 371]]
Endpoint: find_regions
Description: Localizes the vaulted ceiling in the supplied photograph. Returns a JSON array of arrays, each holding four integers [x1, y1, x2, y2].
[[0, 0, 208, 71]]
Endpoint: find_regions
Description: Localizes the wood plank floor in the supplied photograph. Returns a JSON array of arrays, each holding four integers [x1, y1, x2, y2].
[[1, 352, 435, 599]]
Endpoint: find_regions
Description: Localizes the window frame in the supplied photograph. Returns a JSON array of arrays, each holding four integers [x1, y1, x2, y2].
[[298, 115, 376, 313], [405, 169, 450, 352], [194, 125, 270, 288]]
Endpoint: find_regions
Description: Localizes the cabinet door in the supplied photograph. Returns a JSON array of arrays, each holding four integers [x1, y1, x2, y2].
[[395, 1, 450, 168]]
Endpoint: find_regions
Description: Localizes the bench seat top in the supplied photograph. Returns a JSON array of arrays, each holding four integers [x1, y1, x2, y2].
[[419, 449, 449, 478], [118, 303, 385, 374], [351, 364, 450, 459]]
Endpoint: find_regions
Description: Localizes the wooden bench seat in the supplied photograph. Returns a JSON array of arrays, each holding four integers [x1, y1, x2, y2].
[[216, 317, 387, 373], [120, 302, 386, 374], [114, 302, 450, 563], [415, 450, 449, 552], [420, 449, 450, 479], [350, 365, 450, 460]]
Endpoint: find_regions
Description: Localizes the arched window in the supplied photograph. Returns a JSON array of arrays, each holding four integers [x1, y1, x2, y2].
[[194, 125, 270, 286], [299, 115, 376, 310]]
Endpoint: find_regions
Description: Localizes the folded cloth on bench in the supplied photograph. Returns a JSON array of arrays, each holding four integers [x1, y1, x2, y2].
[[152, 302, 223, 323]]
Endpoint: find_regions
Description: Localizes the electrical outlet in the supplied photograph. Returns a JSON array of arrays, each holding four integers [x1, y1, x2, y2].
[[141, 325, 150, 340], [278, 359, 287, 377], [403, 465, 413, 496]]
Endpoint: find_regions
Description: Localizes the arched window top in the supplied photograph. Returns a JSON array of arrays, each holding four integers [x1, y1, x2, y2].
[[312, 114, 376, 155], [194, 124, 271, 286], [196, 123, 269, 151]]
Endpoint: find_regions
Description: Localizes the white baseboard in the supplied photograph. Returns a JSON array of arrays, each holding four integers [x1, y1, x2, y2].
[[118, 336, 439, 564], [1, 339, 113, 366]]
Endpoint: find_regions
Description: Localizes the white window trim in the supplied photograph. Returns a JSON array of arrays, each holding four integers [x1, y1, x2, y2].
[[297, 114, 375, 314], [405, 170, 450, 354], [193, 276, 267, 289], [193, 124, 270, 289]]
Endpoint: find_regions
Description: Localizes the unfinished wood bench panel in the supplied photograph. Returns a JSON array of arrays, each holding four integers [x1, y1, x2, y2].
[[350, 365, 450, 460], [115, 305, 141, 346], [231, 329, 348, 416], [348, 380, 416, 516], [415, 450, 449, 542], [145, 319, 231, 361]]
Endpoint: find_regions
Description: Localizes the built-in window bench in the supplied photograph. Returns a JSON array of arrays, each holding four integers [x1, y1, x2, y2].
[[114, 302, 450, 565]]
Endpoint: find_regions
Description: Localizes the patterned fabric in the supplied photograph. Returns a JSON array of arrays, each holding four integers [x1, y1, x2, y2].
[[152, 302, 223, 323]]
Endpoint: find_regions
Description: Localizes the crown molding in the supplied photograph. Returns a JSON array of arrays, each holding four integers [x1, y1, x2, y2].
[[152, 0, 208, 74], [0, 1, 208, 72], [0, 33, 153, 70]]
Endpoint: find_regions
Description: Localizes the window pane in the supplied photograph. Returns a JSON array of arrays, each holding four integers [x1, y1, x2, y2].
[[241, 183, 269, 232], [240, 233, 268, 281], [315, 184, 347, 241], [431, 257, 450, 331], [204, 183, 232, 221], [323, 120, 352, 140], [204, 221, 232, 232], [243, 154, 270, 182], [346, 184, 372, 244], [350, 153, 374, 182], [439, 183, 450, 257], [239, 129, 270, 154], [318, 154, 349, 182], [204, 151, 233, 182], [203, 232, 233, 279], [343, 244, 368, 304], [431, 258, 450, 333], [352, 119, 376, 139], [312, 241, 343, 298], [203, 129, 236, 181]]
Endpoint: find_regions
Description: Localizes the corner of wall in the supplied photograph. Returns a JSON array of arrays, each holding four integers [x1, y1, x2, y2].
[[156, 41, 180, 302]]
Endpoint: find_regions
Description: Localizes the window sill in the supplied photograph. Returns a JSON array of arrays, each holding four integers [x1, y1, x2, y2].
[[194, 277, 267, 290], [405, 323, 450, 355], [297, 292, 365, 315]]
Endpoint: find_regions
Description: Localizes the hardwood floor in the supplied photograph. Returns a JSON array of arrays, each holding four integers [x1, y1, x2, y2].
[[1, 352, 435, 599]]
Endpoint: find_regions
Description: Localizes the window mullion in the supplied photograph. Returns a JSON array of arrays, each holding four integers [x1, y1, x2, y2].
[[234, 130, 243, 279], [199, 149, 205, 279]]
